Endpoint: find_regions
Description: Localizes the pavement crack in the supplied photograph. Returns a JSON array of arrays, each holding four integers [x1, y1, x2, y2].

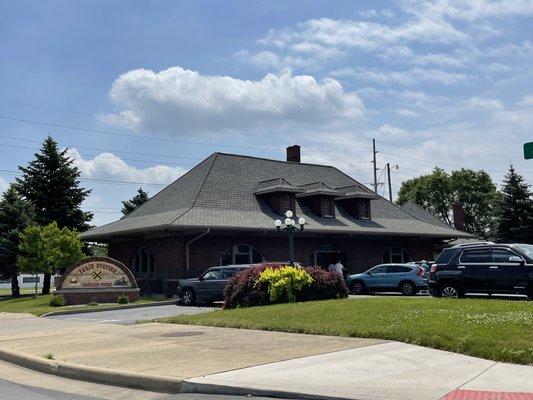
[[457, 361, 498, 389]]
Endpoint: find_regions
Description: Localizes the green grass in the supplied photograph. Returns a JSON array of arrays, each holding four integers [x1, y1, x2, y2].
[[0, 294, 167, 316], [0, 288, 42, 296], [160, 297, 533, 365]]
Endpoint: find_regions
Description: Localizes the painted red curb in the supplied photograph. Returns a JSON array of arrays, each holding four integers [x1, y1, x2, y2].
[[442, 389, 533, 400]]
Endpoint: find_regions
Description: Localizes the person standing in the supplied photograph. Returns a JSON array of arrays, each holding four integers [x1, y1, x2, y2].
[[333, 260, 344, 278]]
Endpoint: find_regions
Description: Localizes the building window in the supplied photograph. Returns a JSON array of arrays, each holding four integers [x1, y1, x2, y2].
[[22, 276, 40, 284], [132, 247, 155, 274], [220, 244, 263, 266], [0, 278, 12, 284], [358, 200, 370, 219], [382, 247, 411, 263]]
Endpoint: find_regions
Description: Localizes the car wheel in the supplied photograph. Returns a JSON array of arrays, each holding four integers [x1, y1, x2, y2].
[[440, 284, 461, 299], [350, 280, 366, 295], [181, 289, 196, 306], [400, 281, 416, 296]]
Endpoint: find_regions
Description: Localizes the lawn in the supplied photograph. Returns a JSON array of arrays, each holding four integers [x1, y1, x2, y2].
[[161, 297, 533, 365], [0, 294, 167, 316]]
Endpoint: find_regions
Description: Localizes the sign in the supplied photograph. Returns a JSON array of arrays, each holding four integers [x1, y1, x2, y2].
[[62, 260, 133, 289], [525, 142, 533, 160], [57, 257, 139, 305]]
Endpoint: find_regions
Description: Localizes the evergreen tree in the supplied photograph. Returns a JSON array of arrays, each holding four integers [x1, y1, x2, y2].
[[0, 185, 35, 297], [16, 136, 92, 294], [495, 165, 533, 243], [121, 188, 149, 217]]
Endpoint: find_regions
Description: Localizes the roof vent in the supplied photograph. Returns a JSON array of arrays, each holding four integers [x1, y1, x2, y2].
[[286, 145, 301, 162]]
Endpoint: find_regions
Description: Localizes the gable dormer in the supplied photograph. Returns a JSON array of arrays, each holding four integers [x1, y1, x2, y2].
[[296, 182, 341, 218], [254, 178, 302, 215], [335, 185, 380, 220]]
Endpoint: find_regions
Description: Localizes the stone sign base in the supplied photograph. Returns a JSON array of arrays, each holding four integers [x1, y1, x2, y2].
[[57, 288, 140, 305]]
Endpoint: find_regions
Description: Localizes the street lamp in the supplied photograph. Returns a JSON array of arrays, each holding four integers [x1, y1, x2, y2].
[[274, 210, 306, 266]]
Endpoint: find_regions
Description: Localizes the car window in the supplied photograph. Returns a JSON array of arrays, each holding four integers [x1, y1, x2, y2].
[[202, 269, 222, 280], [460, 249, 491, 263], [492, 249, 522, 263], [512, 244, 533, 259], [435, 249, 455, 264], [386, 265, 413, 273], [221, 268, 239, 279], [371, 266, 386, 273]]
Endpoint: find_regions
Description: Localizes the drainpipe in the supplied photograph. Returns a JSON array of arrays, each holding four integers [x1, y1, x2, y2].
[[185, 229, 210, 273]]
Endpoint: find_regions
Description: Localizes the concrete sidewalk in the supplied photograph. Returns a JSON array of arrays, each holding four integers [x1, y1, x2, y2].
[[0, 312, 532, 400]]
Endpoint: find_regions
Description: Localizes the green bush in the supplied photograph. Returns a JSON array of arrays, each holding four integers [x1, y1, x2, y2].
[[257, 266, 313, 303], [48, 294, 65, 307], [86, 301, 99, 307], [117, 294, 129, 304]]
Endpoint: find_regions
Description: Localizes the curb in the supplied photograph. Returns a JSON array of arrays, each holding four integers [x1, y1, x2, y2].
[[41, 299, 178, 317], [181, 380, 355, 400], [0, 347, 183, 393]]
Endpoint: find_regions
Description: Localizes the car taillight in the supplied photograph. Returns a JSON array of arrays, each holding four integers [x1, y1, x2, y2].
[[430, 264, 437, 273], [416, 267, 425, 276]]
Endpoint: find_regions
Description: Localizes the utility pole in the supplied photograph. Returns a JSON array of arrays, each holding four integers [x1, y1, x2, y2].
[[372, 138, 378, 193], [386, 163, 392, 202], [386, 163, 399, 202]]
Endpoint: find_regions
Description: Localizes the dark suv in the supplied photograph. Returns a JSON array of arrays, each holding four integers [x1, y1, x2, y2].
[[429, 242, 533, 299]]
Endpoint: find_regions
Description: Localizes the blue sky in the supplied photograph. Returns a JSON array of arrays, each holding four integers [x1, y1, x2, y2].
[[1, 0, 532, 226]]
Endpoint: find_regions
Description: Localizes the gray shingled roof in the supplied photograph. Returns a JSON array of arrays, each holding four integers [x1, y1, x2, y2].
[[400, 201, 455, 230], [81, 153, 471, 241]]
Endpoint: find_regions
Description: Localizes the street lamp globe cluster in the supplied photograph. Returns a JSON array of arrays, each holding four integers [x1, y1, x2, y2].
[[274, 211, 305, 266]]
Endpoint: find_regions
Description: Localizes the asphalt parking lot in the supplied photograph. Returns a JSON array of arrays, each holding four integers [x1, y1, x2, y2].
[[46, 304, 214, 324]]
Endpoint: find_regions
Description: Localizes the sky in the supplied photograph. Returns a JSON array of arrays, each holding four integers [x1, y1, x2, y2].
[[1, 0, 532, 227]]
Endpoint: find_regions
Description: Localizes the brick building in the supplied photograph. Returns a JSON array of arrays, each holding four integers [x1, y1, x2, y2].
[[80, 146, 470, 279]]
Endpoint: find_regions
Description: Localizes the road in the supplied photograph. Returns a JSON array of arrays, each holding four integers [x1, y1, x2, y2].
[[0, 360, 280, 400], [46, 304, 214, 324]]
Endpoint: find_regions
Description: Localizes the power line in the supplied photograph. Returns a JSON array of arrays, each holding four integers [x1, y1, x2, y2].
[[0, 169, 169, 187]]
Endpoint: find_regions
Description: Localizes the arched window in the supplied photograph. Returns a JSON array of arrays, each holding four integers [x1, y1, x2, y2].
[[220, 244, 263, 266], [132, 248, 155, 274], [382, 247, 411, 264]]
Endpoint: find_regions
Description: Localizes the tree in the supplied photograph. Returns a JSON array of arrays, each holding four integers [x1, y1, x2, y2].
[[397, 167, 500, 239], [0, 185, 35, 297], [16, 136, 92, 294], [495, 165, 533, 243], [18, 222, 85, 297], [121, 188, 149, 217]]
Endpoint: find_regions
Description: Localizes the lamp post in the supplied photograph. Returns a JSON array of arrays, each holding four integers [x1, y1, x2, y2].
[[274, 210, 306, 266]]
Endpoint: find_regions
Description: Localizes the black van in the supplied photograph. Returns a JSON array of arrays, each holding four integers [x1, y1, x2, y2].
[[429, 242, 533, 299]]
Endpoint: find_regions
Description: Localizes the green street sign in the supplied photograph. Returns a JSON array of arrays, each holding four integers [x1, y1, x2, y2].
[[525, 142, 533, 160]]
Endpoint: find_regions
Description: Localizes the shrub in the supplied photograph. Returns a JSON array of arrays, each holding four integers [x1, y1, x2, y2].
[[223, 265, 347, 309], [86, 301, 99, 307], [300, 267, 349, 301], [49, 294, 65, 307], [43, 353, 55, 360], [257, 266, 313, 303], [224, 266, 270, 309], [117, 294, 129, 304]]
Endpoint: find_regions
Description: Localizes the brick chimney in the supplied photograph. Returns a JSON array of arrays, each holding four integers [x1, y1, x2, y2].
[[286, 145, 301, 162], [452, 202, 465, 231]]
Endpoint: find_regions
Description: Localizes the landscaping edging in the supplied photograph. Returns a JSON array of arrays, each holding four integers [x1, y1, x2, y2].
[[41, 299, 177, 317]]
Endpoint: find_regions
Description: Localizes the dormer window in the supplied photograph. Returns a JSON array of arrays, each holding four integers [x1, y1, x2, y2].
[[335, 185, 379, 220], [254, 178, 302, 215], [296, 182, 341, 218]]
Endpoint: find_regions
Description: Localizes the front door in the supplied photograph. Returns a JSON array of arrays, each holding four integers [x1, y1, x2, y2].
[[365, 265, 388, 290], [490, 248, 529, 294], [197, 269, 224, 301]]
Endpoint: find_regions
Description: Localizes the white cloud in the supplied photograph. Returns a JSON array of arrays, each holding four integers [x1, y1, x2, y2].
[[65, 149, 187, 185], [518, 95, 533, 107], [0, 177, 9, 194], [101, 67, 364, 134], [331, 67, 467, 85], [378, 124, 411, 138], [467, 96, 504, 110]]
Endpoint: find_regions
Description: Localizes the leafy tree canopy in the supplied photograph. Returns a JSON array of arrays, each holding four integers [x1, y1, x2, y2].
[[495, 165, 533, 243], [16, 135, 93, 231], [397, 167, 500, 239], [121, 187, 149, 217], [17, 222, 85, 278]]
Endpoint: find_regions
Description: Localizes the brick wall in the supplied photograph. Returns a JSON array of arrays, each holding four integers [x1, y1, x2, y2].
[[108, 232, 436, 280]]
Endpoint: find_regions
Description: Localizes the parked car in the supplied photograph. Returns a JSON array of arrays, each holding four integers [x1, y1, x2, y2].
[[346, 263, 428, 295], [177, 261, 293, 305], [429, 242, 533, 299]]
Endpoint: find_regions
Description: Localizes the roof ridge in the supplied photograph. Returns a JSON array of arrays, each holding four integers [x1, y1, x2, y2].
[[215, 151, 338, 168], [168, 152, 219, 225]]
